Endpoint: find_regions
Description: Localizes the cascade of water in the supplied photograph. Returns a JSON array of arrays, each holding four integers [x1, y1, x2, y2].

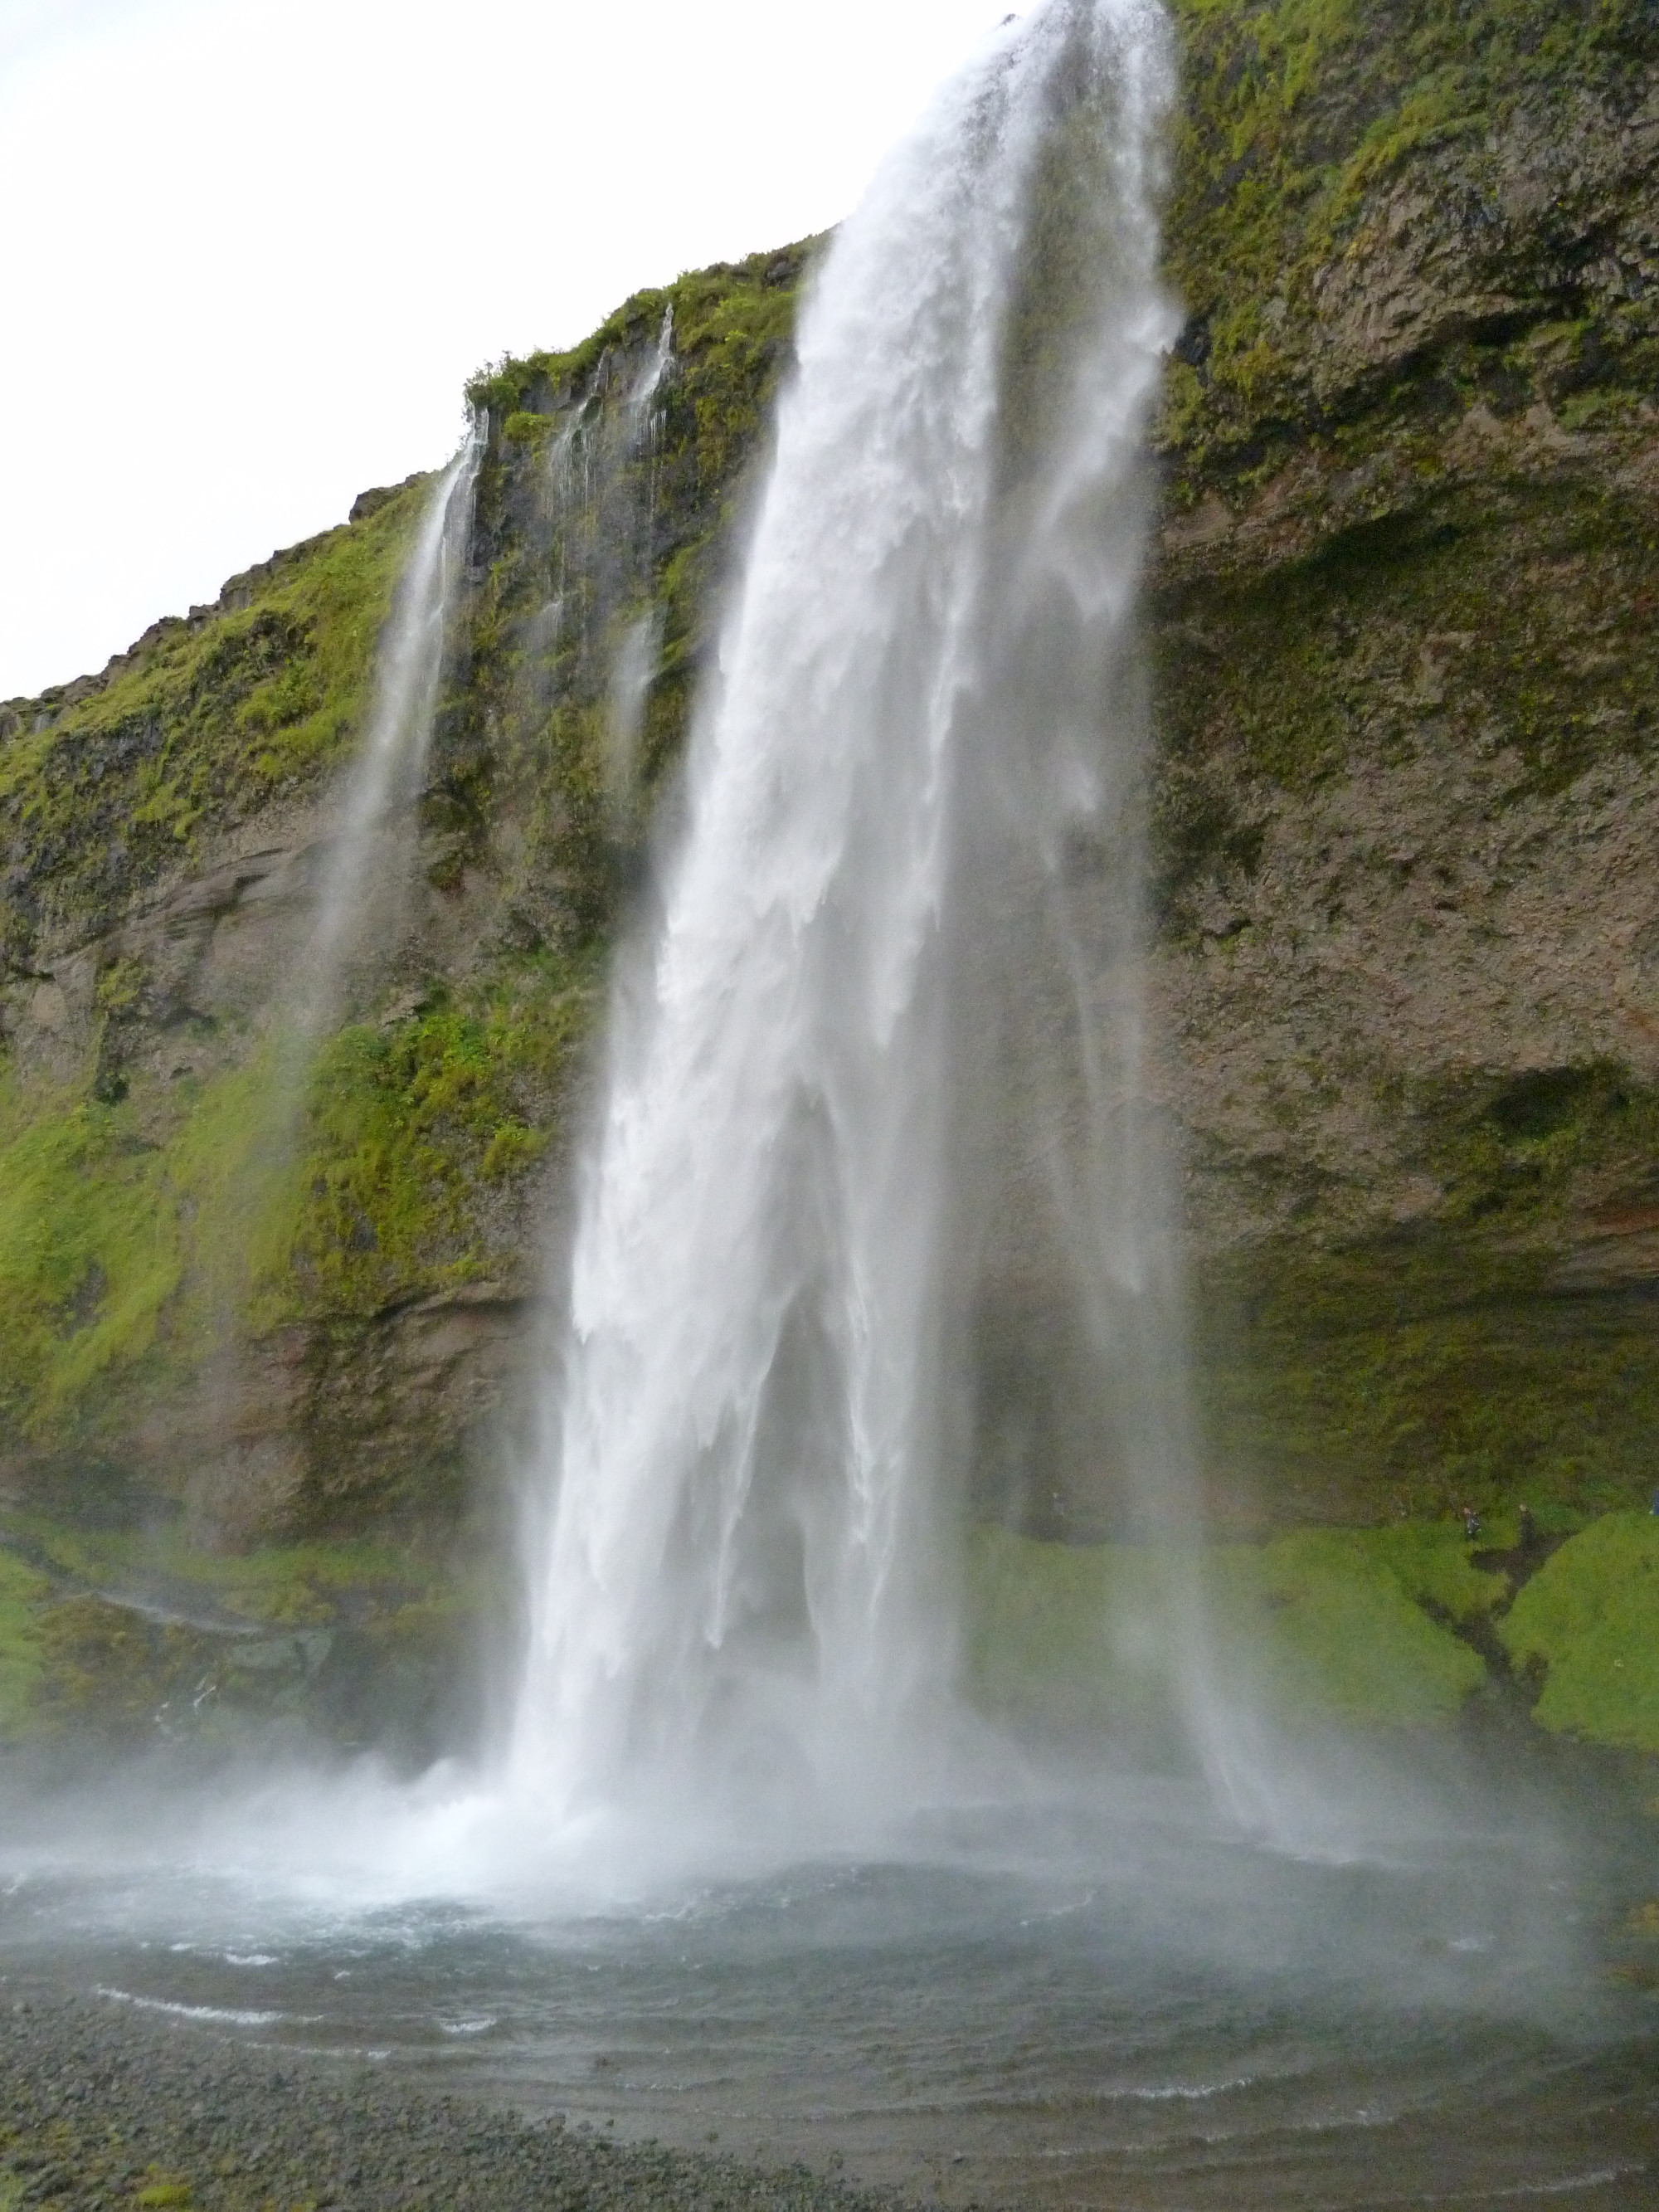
[[191, 419, 487, 1532], [605, 607, 663, 819], [300, 412, 486, 1029], [541, 311, 673, 685], [510, 0, 1188, 1830], [627, 305, 674, 435]]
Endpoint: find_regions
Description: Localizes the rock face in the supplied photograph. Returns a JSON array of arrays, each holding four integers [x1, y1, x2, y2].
[[0, 246, 806, 1542], [5, 0, 1659, 1548], [1146, 0, 1659, 1523]]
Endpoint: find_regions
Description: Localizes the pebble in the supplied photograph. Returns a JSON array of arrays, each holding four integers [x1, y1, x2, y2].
[[0, 1988, 961, 2211]]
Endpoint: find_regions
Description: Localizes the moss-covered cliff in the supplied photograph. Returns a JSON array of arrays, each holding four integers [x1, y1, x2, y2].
[[0, 246, 812, 1756], [0, 245, 808, 1548], [1149, 0, 1659, 1532], [3, 0, 1659, 1758]]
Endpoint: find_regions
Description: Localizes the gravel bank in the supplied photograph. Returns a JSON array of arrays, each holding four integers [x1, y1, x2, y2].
[[0, 1989, 941, 2212]]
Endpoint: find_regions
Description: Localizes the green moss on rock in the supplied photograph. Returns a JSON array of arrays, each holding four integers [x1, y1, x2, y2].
[[0, 1513, 493, 1756], [1, 484, 427, 962], [0, 1051, 287, 1449], [1160, 0, 1659, 494], [251, 953, 596, 1325]]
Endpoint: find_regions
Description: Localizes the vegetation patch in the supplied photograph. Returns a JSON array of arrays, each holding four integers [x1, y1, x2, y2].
[[967, 1521, 1492, 1738], [0, 1052, 290, 1449], [0, 1078, 188, 1440], [2, 483, 427, 961], [1196, 1206, 1659, 1528], [1206, 1527, 1491, 1725], [253, 951, 596, 1323], [1499, 1511, 1659, 1752], [1159, 0, 1659, 493], [0, 1513, 494, 1754], [0, 1550, 51, 1739]]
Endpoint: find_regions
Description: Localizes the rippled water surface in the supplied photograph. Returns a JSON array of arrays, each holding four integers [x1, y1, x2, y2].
[[2, 1759, 1655, 2209]]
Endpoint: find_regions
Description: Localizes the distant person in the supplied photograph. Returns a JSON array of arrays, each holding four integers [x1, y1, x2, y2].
[[1518, 1503, 1536, 1551], [1462, 1504, 1482, 1542]]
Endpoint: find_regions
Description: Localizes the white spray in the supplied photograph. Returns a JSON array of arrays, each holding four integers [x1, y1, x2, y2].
[[510, 0, 1193, 1835]]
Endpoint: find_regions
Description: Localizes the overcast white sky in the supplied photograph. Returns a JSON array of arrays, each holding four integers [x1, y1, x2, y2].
[[0, 0, 1014, 702]]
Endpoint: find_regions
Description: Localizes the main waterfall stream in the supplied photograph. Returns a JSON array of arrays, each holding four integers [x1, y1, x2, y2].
[[1, 4, 1655, 2203], [509, 0, 1194, 1840]]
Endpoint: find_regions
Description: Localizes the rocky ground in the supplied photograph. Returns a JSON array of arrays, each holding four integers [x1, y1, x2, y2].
[[0, 1989, 926, 2212]]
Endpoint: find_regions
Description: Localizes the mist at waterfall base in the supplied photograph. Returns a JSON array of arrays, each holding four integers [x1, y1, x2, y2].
[[2, 3, 1656, 2203]]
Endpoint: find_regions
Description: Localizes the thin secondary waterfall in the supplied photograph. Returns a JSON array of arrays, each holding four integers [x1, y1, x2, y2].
[[511, 0, 1186, 1824], [301, 414, 486, 1029], [202, 422, 487, 1494], [537, 311, 674, 831]]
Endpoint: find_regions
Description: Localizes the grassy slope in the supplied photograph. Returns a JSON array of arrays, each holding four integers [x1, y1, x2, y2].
[[971, 1523, 1501, 1737], [1500, 1511, 1659, 1750], [0, 485, 430, 962]]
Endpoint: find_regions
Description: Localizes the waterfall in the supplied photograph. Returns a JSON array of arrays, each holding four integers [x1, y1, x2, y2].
[[510, 0, 1187, 1830], [538, 309, 674, 816], [302, 413, 486, 1029]]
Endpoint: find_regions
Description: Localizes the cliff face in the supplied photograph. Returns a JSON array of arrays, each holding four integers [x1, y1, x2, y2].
[[0, 249, 806, 1552], [3, 0, 1659, 1581], [1151, 0, 1659, 1523]]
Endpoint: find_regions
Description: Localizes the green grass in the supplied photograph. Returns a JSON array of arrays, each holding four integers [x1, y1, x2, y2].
[[0, 1050, 290, 1442], [0, 1551, 51, 1738], [970, 1511, 1659, 1753], [1208, 1528, 1491, 1724], [0, 941, 596, 1451], [1331, 1520, 1507, 1622], [0, 1080, 188, 1435], [2, 483, 428, 963], [134, 2179, 193, 2210], [967, 1521, 1493, 1737], [1500, 1512, 1659, 1752]]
